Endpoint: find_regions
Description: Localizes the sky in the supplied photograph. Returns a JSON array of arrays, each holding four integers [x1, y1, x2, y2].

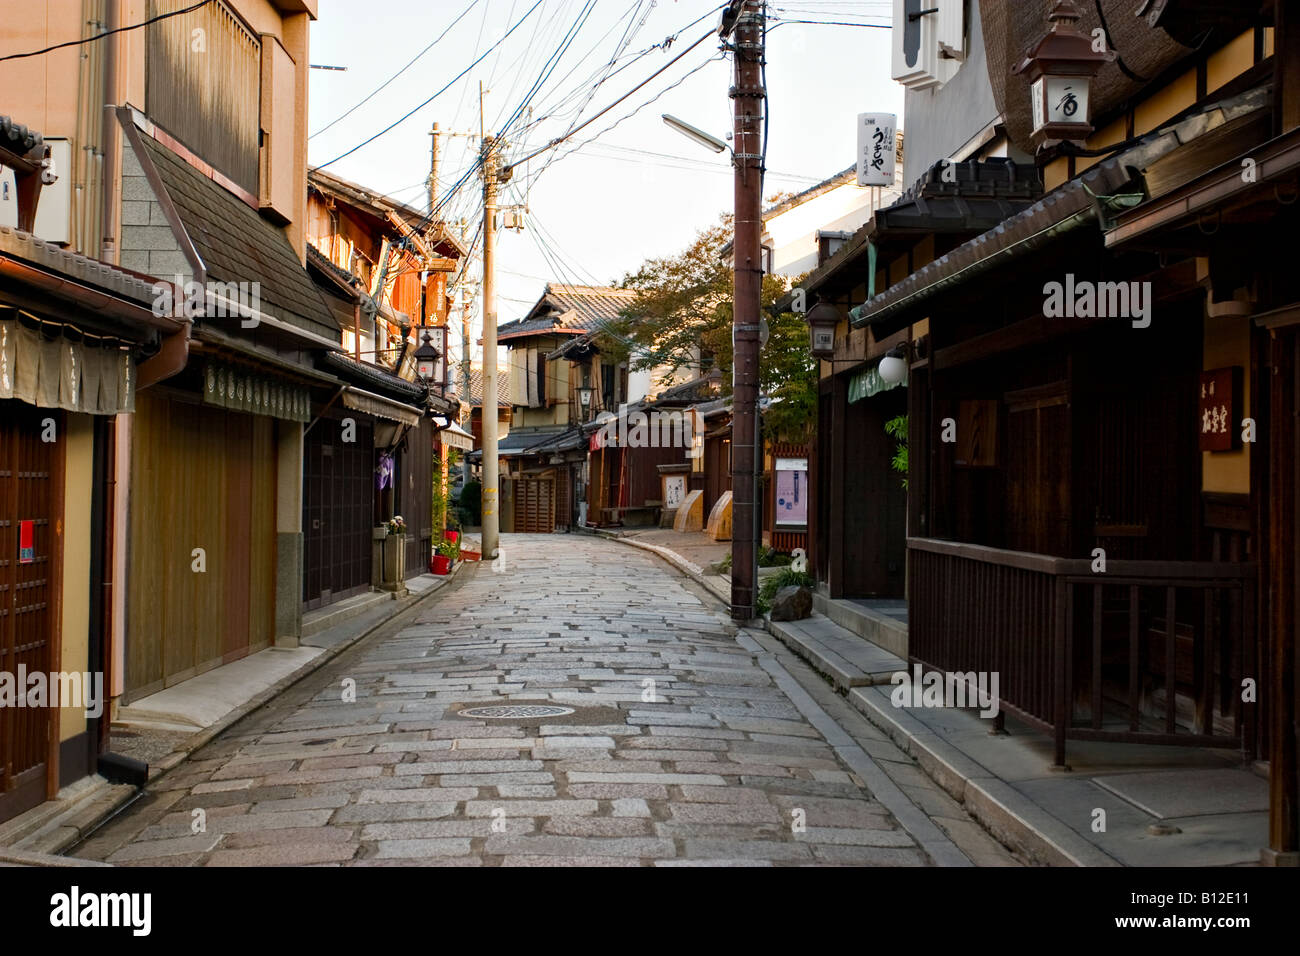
[[306, 0, 903, 365]]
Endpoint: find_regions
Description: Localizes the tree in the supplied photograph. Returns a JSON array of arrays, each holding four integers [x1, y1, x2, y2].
[[606, 212, 816, 439]]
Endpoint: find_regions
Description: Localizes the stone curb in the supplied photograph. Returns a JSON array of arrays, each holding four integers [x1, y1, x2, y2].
[[596, 528, 733, 607], [17, 562, 468, 859], [603, 532, 971, 866], [604, 533, 1112, 868], [845, 685, 1120, 867], [734, 629, 972, 867]]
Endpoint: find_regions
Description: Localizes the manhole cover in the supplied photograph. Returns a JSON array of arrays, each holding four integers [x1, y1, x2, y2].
[[458, 704, 575, 719]]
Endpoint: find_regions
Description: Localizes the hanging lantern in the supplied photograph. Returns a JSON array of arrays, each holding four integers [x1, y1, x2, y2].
[[805, 300, 840, 359], [1014, 1, 1113, 146]]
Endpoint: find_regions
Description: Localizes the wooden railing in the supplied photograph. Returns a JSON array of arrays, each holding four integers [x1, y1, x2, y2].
[[907, 538, 1257, 766]]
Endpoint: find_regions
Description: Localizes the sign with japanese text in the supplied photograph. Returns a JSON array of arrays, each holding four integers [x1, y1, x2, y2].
[[1199, 367, 1241, 452], [857, 113, 897, 187]]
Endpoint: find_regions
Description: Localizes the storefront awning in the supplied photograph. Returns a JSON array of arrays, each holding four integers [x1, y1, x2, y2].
[[439, 422, 474, 451], [0, 314, 135, 415], [848, 364, 907, 403], [342, 386, 422, 426]]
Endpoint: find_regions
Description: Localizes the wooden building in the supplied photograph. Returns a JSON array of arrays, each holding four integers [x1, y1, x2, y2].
[[1, 123, 177, 821], [808, 0, 1299, 863], [304, 172, 462, 602], [495, 284, 639, 532]]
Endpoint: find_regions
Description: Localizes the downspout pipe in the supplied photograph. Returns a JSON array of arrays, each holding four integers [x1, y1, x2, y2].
[[100, 0, 119, 262]]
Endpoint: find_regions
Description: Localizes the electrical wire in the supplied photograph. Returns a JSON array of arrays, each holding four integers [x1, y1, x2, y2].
[[309, 0, 481, 140], [0, 0, 214, 62], [315, 0, 547, 170], [502, 24, 720, 175]]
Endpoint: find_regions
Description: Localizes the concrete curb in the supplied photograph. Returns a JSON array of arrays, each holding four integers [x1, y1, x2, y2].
[[22, 562, 469, 858], [766, 604, 1116, 865]]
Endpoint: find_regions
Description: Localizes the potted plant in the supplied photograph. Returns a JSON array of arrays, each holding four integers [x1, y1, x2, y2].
[[430, 536, 458, 576], [382, 515, 407, 587]]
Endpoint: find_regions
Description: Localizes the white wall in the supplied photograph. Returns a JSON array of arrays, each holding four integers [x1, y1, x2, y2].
[[766, 177, 904, 279]]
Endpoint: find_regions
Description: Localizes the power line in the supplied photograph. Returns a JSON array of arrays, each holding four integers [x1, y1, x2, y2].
[[0, 0, 214, 62], [502, 23, 720, 175], [314, 0, 547, 170], [309, 0, 481, 140]]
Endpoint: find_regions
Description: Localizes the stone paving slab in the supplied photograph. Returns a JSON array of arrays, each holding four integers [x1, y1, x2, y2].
[[68, 535, 961, 868]]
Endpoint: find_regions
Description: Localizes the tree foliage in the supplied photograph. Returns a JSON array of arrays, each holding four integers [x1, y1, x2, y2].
[[607, 212, 817, 440]]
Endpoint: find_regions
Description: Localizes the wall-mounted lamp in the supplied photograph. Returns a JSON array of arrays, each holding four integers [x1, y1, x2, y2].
[[805, 301, 840, 359], [877, 344, 908, 385]]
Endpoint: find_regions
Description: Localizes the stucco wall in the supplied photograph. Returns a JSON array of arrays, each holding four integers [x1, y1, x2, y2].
[[901, 2, 1002, 186]]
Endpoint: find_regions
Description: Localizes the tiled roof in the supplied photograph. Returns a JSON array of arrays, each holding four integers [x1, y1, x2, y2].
[[139, 134, 339, 343], [308, 167, 467, 258], [498, 283, 636, 341], [0, 225, 159, 309], [320, 351, 426, 403], [468, 368, 510, 407]]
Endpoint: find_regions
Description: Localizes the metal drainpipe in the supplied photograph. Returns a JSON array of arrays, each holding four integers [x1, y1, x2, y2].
[[99, 0, 119, 262]]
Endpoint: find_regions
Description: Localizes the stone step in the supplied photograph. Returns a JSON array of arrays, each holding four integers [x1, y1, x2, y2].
[[302, 590, 392, 638], [768, 613, 906, 692], [812, 593, 908, 659]]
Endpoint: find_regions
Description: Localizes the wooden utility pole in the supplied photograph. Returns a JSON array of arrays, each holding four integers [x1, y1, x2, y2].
[[726, 0, 765, 621], [480, 82, 509, 561], [428, 123, 441, 213], [461, 280, 473, 484]]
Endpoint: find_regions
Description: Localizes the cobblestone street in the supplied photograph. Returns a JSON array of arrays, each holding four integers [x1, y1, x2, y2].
[[72, 535, 1006, 867]]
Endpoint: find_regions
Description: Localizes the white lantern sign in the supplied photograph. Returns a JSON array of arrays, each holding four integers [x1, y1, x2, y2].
[[857, 113, 897, 187]]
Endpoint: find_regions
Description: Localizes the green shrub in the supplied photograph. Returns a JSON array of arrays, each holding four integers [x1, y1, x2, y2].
[[757, 547, 792, 567], [757, 568, 816, 615]]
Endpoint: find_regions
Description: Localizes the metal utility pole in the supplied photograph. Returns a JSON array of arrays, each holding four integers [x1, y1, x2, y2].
[[726, 0, 765, 621]]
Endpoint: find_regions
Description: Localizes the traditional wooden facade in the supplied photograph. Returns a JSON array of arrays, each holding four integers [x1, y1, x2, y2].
[[304, 171, 462, 600], [0, 187, 175, 822], [494, 285, 639, 532], [807, 0, 1299, 863]]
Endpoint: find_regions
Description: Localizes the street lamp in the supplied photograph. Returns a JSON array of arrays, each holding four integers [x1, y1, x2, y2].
[[1014, 0, 1113, 146], [662, 114, 729, 155], [415, 329, 443, 383], [576, 384, 595, 421]]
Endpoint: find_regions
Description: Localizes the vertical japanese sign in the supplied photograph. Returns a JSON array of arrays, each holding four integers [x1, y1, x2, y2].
[[18, 520, 34, 564], [857, 113, 897, 187], [1199, 367, 1241, 452]]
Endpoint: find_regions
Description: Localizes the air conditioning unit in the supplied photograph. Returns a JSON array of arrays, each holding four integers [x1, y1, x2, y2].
[[0, 137, 71, 244], [891, 0, 965, 91]]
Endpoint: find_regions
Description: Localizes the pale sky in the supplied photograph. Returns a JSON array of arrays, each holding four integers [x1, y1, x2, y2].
[[307, 0, 903, 362]]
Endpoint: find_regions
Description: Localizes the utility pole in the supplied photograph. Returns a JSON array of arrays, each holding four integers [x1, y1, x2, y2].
[[461, 280, 473, 485], [726, 0, 765, 621], [480, 82, 510, 561], [428, 123, 441, 213]]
